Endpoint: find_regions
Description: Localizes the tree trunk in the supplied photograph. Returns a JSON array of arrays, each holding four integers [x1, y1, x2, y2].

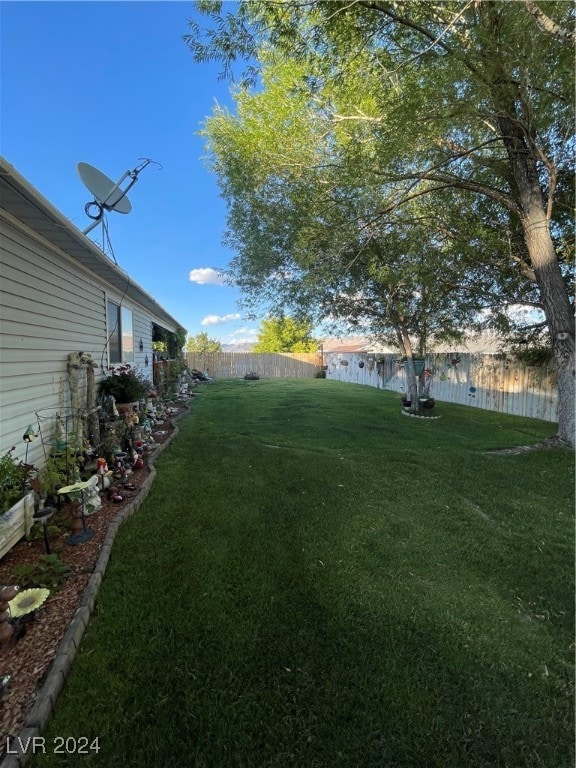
[[398, 327, 420, 413], [497, 113, 575, 446], [521, 210, 575, 445]]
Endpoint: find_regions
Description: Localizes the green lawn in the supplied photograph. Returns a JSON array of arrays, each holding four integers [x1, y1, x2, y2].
[[32, 380, 574, 768]]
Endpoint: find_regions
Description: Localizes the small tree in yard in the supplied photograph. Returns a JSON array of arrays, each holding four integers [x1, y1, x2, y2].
[[253, 316, 317, 353], [186, 332, 222, 354]]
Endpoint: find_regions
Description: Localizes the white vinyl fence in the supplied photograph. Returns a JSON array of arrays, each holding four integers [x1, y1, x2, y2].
[[326, 352, 558, 423]]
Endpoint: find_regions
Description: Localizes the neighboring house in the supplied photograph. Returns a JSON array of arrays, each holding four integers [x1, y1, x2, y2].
[[0, 156, 186, 470], [320, 337, 397, 355]]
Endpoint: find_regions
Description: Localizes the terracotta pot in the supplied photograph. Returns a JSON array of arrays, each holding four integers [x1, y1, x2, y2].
[[116, 402, 136, 416]]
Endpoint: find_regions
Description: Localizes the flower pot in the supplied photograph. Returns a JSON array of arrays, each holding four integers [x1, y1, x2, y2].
[[0, 492, 35, 560], [116, 402, 137, 416]]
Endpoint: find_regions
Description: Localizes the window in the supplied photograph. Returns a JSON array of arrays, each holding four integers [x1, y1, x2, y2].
[[121, 306, 134, 362], [107, 301, 134, 364]]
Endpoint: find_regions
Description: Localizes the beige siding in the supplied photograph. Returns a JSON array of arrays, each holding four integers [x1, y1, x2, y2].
[[0, 215, 158, 466], [0, 216, 108, 465], [132, 309, 154, 383]]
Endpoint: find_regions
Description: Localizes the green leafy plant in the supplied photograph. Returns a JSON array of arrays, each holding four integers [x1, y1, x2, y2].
[[154, 359, 189, 399], [38, 453, 75, 500], [0, 446, 31, 514], [13, 553, 72, 590], [27, 519, 67, 542], [99, 366, 152, 403]]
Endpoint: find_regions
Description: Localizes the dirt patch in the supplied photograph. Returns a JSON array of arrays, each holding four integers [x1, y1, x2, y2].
[[483, 435, 571, 456]]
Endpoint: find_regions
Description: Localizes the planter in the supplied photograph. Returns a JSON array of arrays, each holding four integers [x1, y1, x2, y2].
[[412, 360, 426, 376], [0, 492, 35, 561], [116, 402, 138, 416]]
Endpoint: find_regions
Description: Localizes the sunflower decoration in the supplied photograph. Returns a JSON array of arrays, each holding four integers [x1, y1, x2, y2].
[[8, 588, 50, 618]]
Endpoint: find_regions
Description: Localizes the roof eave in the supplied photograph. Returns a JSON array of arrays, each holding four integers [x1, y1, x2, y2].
[[0, 155, 185, 333]]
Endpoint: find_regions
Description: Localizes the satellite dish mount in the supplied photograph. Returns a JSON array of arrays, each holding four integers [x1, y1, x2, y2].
[[77, 158, 161, 235]]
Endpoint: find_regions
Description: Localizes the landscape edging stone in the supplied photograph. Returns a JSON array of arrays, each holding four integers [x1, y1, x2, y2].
[[0, 406, 190, 768]]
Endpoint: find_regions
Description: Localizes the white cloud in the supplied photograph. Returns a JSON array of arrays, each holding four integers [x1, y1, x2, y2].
[[201, 313, 242, 326], [230, 327, 258, 338], [189, 268, 227, 285]]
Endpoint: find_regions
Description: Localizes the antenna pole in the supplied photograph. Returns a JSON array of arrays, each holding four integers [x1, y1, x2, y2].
[[100, 170, 133, 210], [82, 219, 101, 235]]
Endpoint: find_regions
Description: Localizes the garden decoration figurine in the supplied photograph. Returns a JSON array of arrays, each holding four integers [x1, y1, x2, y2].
[[0, 586, 19, 650], [418, 368, 436, 410], [58, 477, 98, 545], [7, 588, 50, 620], [107, 485, 124, 503], [99, 365, 151, 417], [83, 475, 102, 515], [22, 425, 36, 488], [0, 674, 11, 699], [113, 451, 128, 480], [97, 457, 108, 487]]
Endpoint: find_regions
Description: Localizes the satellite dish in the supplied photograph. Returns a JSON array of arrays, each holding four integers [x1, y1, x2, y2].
[[77, 162, 133, 214], [76, 158, 162, 235]]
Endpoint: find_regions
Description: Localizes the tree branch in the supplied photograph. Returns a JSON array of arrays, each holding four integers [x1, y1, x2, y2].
[[523, 0, 576, 44]]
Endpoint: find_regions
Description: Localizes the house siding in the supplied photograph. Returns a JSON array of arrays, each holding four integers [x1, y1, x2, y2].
[[0, 213, 155, 467]]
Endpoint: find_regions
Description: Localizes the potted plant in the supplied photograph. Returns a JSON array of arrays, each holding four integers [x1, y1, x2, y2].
[[0, 447, 36, 560], [398, 356, 426, 376], [99, 365, 152, 412]]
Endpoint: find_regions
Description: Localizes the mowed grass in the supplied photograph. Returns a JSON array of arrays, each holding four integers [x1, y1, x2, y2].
[[32, 380, 574, 768]]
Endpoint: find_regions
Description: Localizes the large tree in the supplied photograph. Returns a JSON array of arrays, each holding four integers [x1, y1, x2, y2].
[[187, 0, 574, 443], [253, 316, 317, 353]]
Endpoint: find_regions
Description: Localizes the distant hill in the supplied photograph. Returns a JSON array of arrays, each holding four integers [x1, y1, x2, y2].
[[221, 343, 255, 352]]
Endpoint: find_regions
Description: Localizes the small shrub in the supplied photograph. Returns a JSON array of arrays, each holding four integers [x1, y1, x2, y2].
[[0, 447, 31, 514], [13, 554, 72, 591]]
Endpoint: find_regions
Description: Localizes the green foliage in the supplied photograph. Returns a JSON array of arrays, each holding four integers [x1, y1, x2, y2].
[[513, 345, 554, 367], [185, 331, 222, 354], [38, 452, 75, 499], [0, 447, 28, 514], [190, 0, 575, 442], [99, 368, 152, 403], [154, 359, 189, 399], [13, 553, 72, 591], [153, 326, 187, 359], [253, 316, 317, 352]]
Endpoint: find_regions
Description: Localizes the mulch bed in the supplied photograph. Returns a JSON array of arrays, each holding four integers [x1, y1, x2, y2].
[[0, 406, 187, 758]]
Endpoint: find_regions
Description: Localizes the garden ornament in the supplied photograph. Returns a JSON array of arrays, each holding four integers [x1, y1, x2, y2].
[[7, 588, 50, 619], [33, 506, 55, 554], [0, 586, 19, 650]]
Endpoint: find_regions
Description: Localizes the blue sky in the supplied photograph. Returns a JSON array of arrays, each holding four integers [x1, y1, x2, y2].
[[1, 1, 262, 346]]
